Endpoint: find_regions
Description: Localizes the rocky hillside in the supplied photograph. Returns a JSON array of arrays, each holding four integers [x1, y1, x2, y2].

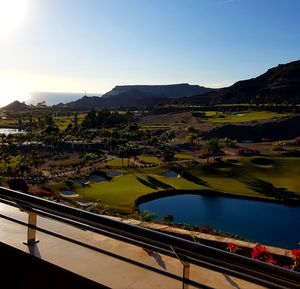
[[185, 60, 300, 105], [0, 101, 31, 111]]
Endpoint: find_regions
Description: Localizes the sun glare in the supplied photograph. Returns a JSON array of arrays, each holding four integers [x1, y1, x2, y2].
[[0, 0, 28, 35], [0, 77, 30, 108]]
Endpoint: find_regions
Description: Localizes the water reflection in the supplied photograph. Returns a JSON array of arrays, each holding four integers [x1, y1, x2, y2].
[[139, 194, 300, 248]]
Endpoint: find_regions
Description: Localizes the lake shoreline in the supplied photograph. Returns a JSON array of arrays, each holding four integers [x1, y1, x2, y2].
[[135, 189, 300, 212]]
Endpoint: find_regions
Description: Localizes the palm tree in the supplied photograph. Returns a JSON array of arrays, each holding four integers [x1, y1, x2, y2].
[[117, 145, 126, 167], [203, 138, 223, 163]]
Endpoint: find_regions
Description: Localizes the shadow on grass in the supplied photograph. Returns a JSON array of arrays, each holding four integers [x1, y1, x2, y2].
[[201, 161, 235, 175], [233, 174, 299, 202], [136, 176, 157, 189], [90, 170, 112, 181], [147, 176, 174, 190], [173, 165, 208, 186], [136, 176, 174, 190]]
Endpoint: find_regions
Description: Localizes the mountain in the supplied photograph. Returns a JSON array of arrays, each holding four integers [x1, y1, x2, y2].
[[100, 83, 213, 107], [0, 101, 31, 111], [60, 83, 213, 109], [185, 60, 300, 105], [103, 83, 212, 99]]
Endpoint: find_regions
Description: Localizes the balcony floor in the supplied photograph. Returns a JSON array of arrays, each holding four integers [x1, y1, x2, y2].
[[0, 203, 264, 289]]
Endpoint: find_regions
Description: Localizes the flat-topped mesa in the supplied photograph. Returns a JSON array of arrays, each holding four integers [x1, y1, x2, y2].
[[102, 83, 213, 99]]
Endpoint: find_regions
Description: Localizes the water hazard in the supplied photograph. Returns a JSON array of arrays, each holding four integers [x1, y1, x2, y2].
[[139, 193, 300, 249]]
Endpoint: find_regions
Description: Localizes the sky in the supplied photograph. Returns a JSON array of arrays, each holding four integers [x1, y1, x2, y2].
[[0, 0, 299, 106]]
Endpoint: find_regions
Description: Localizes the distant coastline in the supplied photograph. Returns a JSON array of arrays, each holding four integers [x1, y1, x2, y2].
[[27, 91, 102, 106]]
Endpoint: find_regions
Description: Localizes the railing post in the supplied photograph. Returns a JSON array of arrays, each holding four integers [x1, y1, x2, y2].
[[182, 261, 190, 289], [23, 211, 39, 246]]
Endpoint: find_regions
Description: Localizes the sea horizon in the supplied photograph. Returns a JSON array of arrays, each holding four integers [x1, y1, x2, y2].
[[26, 91, 103, 106]]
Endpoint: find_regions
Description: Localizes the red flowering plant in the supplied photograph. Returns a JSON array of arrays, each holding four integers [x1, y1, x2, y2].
[[226, 242, 241, 253], [251, 245, 277, 265], [35, 189, 53, 198], [291, 249, 300, 271]]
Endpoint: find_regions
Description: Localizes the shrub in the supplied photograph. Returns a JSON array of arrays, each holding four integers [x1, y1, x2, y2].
[[35, 189, 54, 198]]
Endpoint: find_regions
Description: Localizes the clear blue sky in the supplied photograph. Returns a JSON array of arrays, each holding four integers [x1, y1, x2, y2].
[[0, 0, 299, 101]]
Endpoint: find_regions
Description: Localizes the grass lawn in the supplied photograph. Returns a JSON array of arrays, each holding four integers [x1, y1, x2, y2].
[[104, 158, 125, 167], [74, 167, 207, 213], [0, 118, 19, 126], [237, 156, 300, 193], [208, 111, 290, 123], [175, 154, 194, 160], [138, 155, 161, 164], [50, 155, 300, 214], [54, 114, 85, 130], [190, 156, 300, 199]]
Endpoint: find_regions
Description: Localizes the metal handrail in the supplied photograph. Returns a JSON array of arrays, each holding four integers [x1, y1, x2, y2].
[[1, 187, 299, 289]]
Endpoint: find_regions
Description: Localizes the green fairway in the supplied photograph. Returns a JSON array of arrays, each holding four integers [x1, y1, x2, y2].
[[50, 155, 300, 214], [236, 156, 300, 193], [76, 168, 207, 213], [208, 111, 290, 123], [105, 158, 125, 167], [54, 114, 85, 130], [138, 155, 161, 164], [192, 156, 300, 199], [175, 154, 194, 160]]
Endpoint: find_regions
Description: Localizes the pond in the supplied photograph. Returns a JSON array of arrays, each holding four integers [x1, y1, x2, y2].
[[89, 175, 106, 183], [73, 178, 87, 185], [163, 171, 179, 178], [60, 191, 78, 197], [0, 128, 24, 135], [139, 193, 300, 249], [107, 171, 123, 178]]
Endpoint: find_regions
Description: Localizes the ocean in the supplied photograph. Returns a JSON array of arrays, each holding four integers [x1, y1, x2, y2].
[[27, 91, 102, 106]]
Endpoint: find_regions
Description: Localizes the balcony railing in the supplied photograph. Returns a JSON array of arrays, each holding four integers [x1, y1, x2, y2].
[[1, 186, 299, 289]]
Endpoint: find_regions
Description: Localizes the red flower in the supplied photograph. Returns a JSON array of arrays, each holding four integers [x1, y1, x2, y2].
[[35, 189, 53, 198], [251, 244, 279, 265], [251, 245, 268, 259], [266, 258, 277, 265], [291, 249, 300, 258], [226, 242, 240, 253]]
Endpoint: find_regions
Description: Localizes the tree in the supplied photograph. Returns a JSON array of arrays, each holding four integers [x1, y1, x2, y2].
[[162, 213, 174, 224], [139, 210, 157, 222], [117, 145, 126, 167], [186, 127, 201, 144], [73, 113, 79, 131], [203, 138, 223, 163], [162, 146, 175, 164]]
